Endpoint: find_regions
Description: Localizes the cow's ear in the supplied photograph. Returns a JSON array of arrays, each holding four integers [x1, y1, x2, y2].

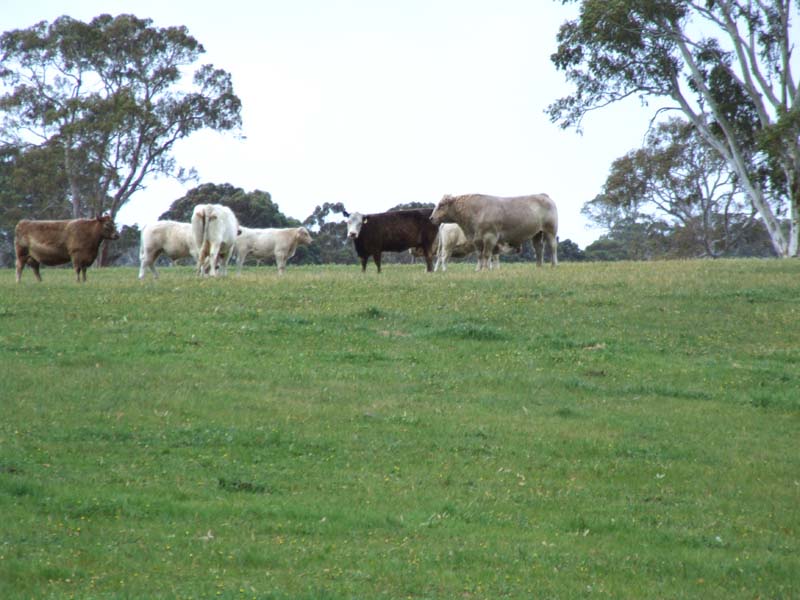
[[362, 217, 369, 224], [342, 210, 350, 218]]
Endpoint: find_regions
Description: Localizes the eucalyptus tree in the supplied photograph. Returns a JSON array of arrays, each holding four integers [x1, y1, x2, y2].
[[549, 0, 799, 257], [584, 117, 758, 257], [0, 14, 242, 221]]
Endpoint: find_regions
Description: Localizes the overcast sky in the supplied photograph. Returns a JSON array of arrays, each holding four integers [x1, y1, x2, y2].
[[3, 1, 662, 248]]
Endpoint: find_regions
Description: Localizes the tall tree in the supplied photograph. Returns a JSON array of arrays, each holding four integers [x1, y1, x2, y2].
[[549, 0, 800, 257], [585, 117, 760, 257], [0, 14, 242, 222]]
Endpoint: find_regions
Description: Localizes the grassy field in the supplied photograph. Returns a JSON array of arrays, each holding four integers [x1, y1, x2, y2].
[[1, 260, 798, 599]]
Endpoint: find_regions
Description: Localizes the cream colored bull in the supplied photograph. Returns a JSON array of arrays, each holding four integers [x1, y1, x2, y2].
[[192, 204, 239, 277], [431, 194, 558, 270]]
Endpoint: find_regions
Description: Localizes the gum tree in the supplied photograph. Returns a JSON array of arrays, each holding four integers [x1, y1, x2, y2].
[[549, 0, 799, 257], [0, 14, 242, 222]]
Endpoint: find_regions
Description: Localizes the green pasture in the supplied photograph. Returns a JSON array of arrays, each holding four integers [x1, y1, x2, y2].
[[1, 260, 798, 599]]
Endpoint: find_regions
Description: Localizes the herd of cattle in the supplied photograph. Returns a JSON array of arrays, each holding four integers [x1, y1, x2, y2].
[[13, 193, 558, 282]]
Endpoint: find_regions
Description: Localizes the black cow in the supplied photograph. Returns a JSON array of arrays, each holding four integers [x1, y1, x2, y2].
[[343, 209, 438, 273]]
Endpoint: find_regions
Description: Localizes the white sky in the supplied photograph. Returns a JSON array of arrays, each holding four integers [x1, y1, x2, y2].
[[2, 1, 663, 248]]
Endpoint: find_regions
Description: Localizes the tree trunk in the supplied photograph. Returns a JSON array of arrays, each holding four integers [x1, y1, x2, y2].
[[98, 240, 110, 267], [63, 144, 83, 219]]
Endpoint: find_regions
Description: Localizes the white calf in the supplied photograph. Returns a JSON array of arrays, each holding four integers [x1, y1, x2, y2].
[[235, 226, 313, 274], [434, 223, 513, 272], [138, 221, 197, 280]]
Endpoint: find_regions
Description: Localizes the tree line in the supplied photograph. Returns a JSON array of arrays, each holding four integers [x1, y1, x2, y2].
[[2, 6, 795, 265]]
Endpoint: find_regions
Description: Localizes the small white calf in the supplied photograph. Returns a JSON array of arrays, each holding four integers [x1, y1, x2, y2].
[[434, 223, 514, 272], [234, 226, 313, 274], [138, 221, 197, 280]]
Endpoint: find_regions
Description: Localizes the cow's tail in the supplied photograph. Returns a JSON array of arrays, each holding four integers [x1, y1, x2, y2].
[[139, 225, 147, 262]]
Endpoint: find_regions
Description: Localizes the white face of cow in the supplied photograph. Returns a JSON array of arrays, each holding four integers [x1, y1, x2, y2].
[[346, 212, 367, 239]]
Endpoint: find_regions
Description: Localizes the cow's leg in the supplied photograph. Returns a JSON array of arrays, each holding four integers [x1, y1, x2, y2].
[[139, 249, 158, 280], [482, 248, 493, 271], [218, 249, 229, 276], [439, 251, 448, 272], [532, 232, 545, 266], [236, 250, 247, 274], [545, 231, 558, 267], [473, 238, 484, 271], [197, 242, 209, 276], [360, 255, 368, 272], [14, 250, 26, 283], [29, 259, 42, 282], [373, 253, 382, 273], [276, 252, 287, 275], [423, 247, 434, 272], [208, 245, 220, 277], [478, 235, 496, 271]]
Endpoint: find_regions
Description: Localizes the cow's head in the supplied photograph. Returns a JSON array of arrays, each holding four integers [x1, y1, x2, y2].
[[430, 195, 456, 225], [97, 215, 120, 240], [345, 212, 368, 239], [297, 227, 313, 245]]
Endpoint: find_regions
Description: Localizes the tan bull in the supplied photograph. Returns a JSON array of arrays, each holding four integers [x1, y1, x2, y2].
[[430, 194, 558, 270]]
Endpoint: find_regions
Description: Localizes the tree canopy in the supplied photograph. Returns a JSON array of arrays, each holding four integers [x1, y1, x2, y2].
[[549, 0, 800, 257], [0, 14, 242, 222], [159, 183, 299, 229]]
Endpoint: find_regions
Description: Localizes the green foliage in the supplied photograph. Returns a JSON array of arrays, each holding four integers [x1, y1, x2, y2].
[[557, 238, 585, 261], [303, 202, 356, 265], [104, 224, 142, 267], [0, 14, 242, 220], [1, 261, 798, 598], [387, 201, 436, 211], [159, 182, 298, 229]]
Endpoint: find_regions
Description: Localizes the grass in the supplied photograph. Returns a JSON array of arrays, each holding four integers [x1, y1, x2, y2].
[[0, 259, 798, 599]]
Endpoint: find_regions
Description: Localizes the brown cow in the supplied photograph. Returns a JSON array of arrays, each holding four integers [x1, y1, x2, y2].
[[15, 215, 120, 283]]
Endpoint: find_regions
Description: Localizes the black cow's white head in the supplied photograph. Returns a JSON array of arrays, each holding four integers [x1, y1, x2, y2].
[[345, 212, 368, 239]]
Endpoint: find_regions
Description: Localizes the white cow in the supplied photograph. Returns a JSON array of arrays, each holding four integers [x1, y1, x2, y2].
[[431, 193, 558, 270], [433, 223, 516, 272], [138, 221, 198, 280], [234, 226, 313, 274], [191, 204, 239, 277]]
